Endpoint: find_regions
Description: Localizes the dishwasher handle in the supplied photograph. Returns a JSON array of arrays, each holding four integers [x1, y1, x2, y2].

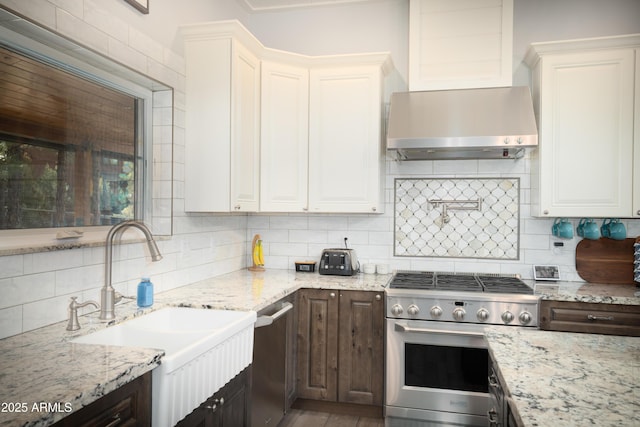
[[255, 302, 293, 328]]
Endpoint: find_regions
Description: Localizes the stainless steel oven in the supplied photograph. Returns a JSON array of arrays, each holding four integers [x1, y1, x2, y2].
[[384, 271, 539, 427], [386, 319, 490, 426]]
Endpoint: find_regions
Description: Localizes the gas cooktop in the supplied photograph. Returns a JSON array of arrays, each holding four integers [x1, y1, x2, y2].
[[388, 271, 534, 295], [385, 271, 539, 326]]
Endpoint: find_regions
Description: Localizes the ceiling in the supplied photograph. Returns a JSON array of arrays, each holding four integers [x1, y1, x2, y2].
[[237, 0, 385, 12]]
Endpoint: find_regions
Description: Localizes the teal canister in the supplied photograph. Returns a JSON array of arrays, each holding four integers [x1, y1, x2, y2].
[[137, 277, 154, 308]]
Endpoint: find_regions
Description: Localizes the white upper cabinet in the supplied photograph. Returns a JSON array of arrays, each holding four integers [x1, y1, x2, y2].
[[231, 43, 261, 212], [182, 23, 261, 212], [261, 56, 391, 214], [525, 35, 640, 218], [182, 21, 393, 214], [409, 0, 513, 90], [260, 61, 309, 212], [308, 65, 386, 213]]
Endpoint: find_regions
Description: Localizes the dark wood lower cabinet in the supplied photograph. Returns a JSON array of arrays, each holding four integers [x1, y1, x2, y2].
[[52, 371, 151, 427], [297, 289, 384, 407], [539, 300, 640, 336], [177, 366, 252, 427], [337, 290, 384, 405], [297, 288, 339, 401], [489, 356, 523, 427], [505, 398, 521, 427]]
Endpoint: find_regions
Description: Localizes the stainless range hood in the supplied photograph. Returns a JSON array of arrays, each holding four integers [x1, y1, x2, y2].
[[386, 86, 538, 160]]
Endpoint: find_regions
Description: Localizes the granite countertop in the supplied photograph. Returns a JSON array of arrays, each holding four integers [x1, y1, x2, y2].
[[1, 268, 638, 426], [485, 327, 640, 427], [0, 269, 389, 427], [152, 268, 390, 312], [532, 279, 640, 305]]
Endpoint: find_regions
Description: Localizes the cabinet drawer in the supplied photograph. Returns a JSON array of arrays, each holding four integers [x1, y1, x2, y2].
[[539, 300, 640, 336], [53, 371, 151, 426]]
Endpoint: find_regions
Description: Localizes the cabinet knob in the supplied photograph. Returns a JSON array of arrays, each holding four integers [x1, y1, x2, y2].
[[543, 210, 549, 215], [329, 292, 336, 298], [637, 210, 640, 216], [375, 294, 381, 301], [372, 207, 377, 212], [234, 205, 241, 210], [303, 207, 308, 211]]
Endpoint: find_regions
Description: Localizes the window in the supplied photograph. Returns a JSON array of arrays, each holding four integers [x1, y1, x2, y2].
[[0, 45, 143, 229]]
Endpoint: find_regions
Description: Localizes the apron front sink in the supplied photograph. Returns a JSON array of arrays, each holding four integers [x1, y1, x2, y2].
[[72, 307, 257, 426]]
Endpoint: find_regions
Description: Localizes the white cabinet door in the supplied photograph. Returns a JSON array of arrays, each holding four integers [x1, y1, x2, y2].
[[230, 43, 261, 212], [308, 66, 384, 213], [532, 48, 635, 217], [633, 49, 640, 218], [183, 34, 260, 212], [260, 61, 309, 212], [409, 0, 513, 90], [184, 37, 232, 212]]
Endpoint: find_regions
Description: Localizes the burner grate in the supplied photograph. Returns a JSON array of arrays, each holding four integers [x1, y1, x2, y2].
[[389, 271, 533, 295], [390, 272, 435, 289], [477, 275, 534, 295], [433, 274, 483, 292]]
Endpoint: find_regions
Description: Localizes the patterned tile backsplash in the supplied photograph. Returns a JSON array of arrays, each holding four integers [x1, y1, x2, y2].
[[394, 178, 520, 259]]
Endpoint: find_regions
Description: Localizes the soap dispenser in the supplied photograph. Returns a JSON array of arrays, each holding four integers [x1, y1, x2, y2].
[[137, 277, 154, 308]]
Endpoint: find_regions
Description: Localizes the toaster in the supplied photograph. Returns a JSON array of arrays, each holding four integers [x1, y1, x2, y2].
[[318, 249, 359, 276]]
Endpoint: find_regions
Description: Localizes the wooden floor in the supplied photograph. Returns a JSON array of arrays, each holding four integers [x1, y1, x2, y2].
[[279, 409, 384, 427]]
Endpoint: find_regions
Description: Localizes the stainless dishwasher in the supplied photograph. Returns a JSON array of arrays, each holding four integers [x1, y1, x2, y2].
[[251, 298, 294, 427]]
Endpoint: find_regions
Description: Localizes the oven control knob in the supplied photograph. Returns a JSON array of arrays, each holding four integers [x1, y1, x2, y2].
[[407, 304, 420, 316], [477, 308, 490, 322], [391, 304, 404, 316], [430, 306, 443, 319], [519, 311, 532, 325], [452, 308, 466, 321], [501, 311, 514, 324]]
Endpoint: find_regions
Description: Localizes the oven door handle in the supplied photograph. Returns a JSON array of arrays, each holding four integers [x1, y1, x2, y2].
[[394, 322, 485, 337]]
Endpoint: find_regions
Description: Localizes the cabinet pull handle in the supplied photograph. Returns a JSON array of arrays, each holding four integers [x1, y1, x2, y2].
[[587, 314, 614, 321], [105, 413, 121, 427], [487, 408, 499, 425], [488, 374, 499, 388], [255, 302, 293, 328], [206, 397, 224, 412]]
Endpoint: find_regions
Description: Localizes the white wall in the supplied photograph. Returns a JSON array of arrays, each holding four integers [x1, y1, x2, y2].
[[248, 0, 640, 87], [249, 0, 409, 84], [1, 0, 639, 339], [512, 0, 640, 84]]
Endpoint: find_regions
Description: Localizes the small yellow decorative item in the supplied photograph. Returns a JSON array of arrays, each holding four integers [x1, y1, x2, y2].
[[249, 234, 265, 272]]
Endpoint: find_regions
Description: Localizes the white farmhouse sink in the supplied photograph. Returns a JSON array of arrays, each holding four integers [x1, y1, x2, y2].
[[72, 307, 256, 427]]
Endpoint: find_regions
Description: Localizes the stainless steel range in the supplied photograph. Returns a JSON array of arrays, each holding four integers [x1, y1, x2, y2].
[[384, 271, 539, 427]]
